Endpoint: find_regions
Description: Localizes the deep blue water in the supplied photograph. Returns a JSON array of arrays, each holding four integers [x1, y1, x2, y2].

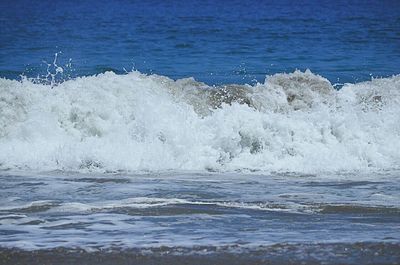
[[1, 0, 399, 85]]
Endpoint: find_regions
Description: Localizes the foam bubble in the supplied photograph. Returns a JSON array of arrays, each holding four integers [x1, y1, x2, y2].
[[0, 70, 399, 173]]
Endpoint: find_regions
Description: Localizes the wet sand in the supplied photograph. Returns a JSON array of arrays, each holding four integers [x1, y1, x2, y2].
[[1, 243, 400, 265]]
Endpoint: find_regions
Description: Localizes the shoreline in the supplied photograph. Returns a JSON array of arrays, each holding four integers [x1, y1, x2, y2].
[[1, 243, 399, 265]]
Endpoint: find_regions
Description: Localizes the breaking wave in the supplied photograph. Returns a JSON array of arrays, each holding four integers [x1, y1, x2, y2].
[[0, 70, 399, 173]]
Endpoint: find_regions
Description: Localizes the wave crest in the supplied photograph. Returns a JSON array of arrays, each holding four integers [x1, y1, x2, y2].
[[0, 70, 399, 173]]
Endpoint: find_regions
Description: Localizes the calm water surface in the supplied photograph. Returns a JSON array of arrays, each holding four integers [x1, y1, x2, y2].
[[0, 0, 399, 84]]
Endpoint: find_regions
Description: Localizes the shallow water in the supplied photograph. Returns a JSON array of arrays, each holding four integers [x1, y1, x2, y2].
[[1, 243, 400, 265], [0, 170, 399, 263]]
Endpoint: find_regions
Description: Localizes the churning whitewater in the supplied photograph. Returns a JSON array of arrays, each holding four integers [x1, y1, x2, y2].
[[0, 70, 399, 173]]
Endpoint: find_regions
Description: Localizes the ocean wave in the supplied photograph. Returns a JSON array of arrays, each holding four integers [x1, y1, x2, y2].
[[0, 70, 399, 173], [2, 197, 398, 216]]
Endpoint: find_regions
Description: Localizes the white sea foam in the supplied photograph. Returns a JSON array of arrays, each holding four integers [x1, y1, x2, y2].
[[0, 70, 399, 173]]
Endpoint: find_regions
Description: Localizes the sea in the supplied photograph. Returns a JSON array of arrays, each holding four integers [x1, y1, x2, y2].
[[0, 0, 399, 264]]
